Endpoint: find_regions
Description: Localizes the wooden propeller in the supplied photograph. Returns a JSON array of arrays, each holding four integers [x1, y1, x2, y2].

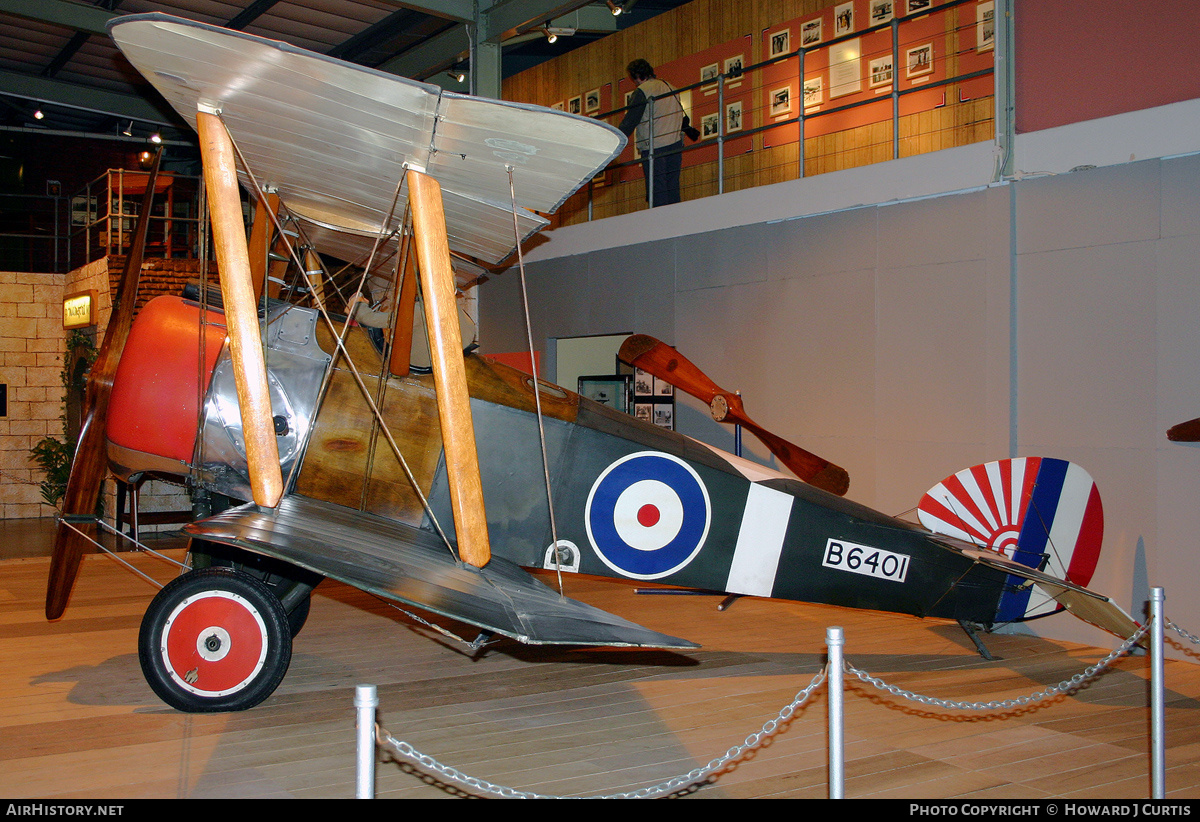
[[46, 150, 163, 620], [618, 334, 850, 496], [1167, 417, 1200, 442]]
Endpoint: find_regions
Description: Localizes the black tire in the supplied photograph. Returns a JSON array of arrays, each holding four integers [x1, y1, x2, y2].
[[285, 591, 311, 637], [139, 567, 292, 713], [188, 539, 320, 638]]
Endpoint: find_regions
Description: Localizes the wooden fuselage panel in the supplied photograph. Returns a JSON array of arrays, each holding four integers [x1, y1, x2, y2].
[[294, 322, 579, 526]]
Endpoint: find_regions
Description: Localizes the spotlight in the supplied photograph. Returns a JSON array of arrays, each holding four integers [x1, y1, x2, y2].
[[122, 120, 133, 137], [446, 70, 466, 83], [149, 132, 162, 144], [33, 109, 44, 120], [543, 26, 557, 44], [606, 1, 624, 16]]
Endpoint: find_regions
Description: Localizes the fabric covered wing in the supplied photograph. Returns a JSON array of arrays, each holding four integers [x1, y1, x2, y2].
[[108, 14, 625, 266]]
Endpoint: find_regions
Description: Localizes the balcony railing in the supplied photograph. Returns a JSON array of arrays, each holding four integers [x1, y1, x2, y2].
[[565, 0, 995, 224]]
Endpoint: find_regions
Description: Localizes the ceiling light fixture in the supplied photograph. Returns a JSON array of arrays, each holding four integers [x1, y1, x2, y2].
[[122, 120, 133, 137], [543, 25, 557, 44], [446, 70, 466, 83], [33, 109, 44, 120], [149, 132, 162, 144], [606, 1, 624, 16]]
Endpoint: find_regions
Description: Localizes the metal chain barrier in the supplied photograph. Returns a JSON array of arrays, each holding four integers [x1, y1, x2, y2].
[[365, 616, 1167, 799], [846, 620, 1151, 712], [1167, 618, 1200, 645], [374, 664, 828, 799]]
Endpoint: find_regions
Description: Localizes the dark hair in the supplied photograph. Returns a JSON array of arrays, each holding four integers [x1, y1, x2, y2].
[[626, 59, 655, 82]]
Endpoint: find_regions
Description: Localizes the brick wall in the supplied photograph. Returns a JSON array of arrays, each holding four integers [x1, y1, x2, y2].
[[0, 270, 67, 518], [2, 256, 212, 526]]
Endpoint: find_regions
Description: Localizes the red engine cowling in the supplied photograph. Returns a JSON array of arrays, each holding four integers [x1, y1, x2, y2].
[[107, 295, 227, 478]]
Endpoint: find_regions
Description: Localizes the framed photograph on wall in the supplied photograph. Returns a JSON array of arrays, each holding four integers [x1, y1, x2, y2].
[[652, 404, 675, 430], [723, 54, 745, 89], [870, 0, 895, 24], [803, 75, 824, 108], [906, 0, 931, 13], [906, 43, 933, 78], [977, 1, 995, 52], [770, 85, 793, 117], [701, 62, 719, 93], [634, 368, 654, 397], [550, 101, 564, 111], [769, 28, 791, 59], [701, 112, 720, 138], [585, 88, 600, 112], [726, 100, 744, 132], [568, 95, 582, 114], [801, 18, 822, 47], [869, 55, 894, 88], [835, 2, 855, 35]]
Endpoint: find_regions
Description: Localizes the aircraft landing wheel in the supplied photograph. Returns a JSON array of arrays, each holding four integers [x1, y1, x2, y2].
[[139, 568, 292, 713]]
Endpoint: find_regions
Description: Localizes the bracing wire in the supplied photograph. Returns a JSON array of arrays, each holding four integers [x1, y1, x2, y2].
[[506, 165, 564, 596]]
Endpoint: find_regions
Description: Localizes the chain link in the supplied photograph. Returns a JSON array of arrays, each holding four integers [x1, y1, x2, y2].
[[377, 664, 828, 799], [847, 620, 1151, 711], [1167, 618, 1200, 645], [373, 618, 1167, 797]]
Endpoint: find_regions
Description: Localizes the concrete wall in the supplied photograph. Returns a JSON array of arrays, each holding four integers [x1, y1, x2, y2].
[[478, 104, 1200, 652]]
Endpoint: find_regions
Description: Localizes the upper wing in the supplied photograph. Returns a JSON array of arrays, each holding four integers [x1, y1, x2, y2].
[[108, 14, 626, 267]]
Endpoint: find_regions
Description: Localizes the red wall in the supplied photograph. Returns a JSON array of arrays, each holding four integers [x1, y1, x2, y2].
[[1016, 0, 1200, 132]]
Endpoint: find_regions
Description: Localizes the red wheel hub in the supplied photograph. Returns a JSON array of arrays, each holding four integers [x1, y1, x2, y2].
[[160, 591, 268, 697]]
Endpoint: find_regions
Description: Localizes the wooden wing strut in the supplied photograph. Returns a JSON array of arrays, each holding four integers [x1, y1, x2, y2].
[[408, 170, 491, 568], [197, 110, 284, 509]]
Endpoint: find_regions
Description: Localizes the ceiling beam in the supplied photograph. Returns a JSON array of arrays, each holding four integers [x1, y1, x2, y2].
[[0, 68, 176, 124], [377, 0, 602, 80], [377, 25, 470, 80], [0, 0, 116, 36], [485, 0, 595, 41], [390, 0, 474, 24]]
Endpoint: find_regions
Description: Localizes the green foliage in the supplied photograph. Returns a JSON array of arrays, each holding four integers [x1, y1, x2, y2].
[[29, 435, 73, 508], [29, 330, 99, 511]]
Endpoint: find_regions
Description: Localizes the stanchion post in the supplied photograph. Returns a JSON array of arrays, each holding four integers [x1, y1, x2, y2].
[[356, 684, 379, 799], [827, 626, 844, 799], [1151, 588, 1165, 799]]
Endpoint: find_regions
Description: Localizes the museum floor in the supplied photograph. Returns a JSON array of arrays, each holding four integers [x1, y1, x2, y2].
[[3, 517, 1199, 800]]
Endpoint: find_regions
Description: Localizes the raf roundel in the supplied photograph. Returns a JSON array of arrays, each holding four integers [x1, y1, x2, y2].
[[585, 451, 711, 579]]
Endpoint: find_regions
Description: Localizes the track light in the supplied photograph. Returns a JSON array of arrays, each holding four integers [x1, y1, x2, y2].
[[149, 132, 162, 144], [33, 109, 44, 120], [446, 70, 465, 83], [606, 1, 624, 15], [543, 25, 557, 44], [122, 120, 133, 137]]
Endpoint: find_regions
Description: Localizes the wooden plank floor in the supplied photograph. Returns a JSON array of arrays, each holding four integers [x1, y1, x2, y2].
[[3, 523, 1200, 799]]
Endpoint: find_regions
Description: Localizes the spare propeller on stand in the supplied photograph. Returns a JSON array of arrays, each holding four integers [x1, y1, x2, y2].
[[46, 149, 163, 620], [618, 334, 850, 497]]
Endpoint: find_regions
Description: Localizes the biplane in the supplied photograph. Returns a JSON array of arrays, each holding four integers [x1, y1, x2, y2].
[[47, 14, 1140, 713]]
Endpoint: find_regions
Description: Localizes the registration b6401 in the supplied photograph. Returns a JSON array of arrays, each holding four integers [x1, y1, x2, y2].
[[822, 538, 910, 583]]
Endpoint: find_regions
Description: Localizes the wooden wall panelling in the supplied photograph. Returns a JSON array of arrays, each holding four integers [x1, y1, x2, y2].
[[504, 1, 996, 223]]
